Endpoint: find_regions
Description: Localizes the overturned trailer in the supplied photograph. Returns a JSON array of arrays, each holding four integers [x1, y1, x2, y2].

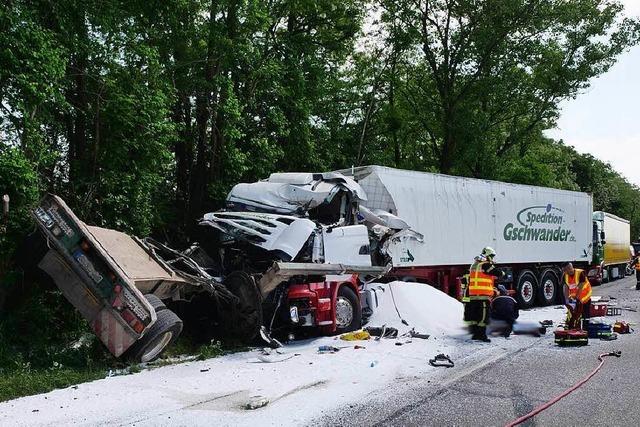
[[29, 173, 416, 361]]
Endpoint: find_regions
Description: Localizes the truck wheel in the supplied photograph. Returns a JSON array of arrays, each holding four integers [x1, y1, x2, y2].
[[126, 309, 183, 363], [223, 271, 262, 342], [536, 270, 558, 306], [335, 286, 362, 334], [144, 294, 167, 312], [516, 271, 537, 309]]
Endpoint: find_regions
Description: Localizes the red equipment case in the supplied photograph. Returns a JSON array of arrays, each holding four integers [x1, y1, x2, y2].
[[589, 302, 608, 317]]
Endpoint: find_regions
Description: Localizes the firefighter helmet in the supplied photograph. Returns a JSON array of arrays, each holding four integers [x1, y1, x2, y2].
[[482, 246, 496, 259]]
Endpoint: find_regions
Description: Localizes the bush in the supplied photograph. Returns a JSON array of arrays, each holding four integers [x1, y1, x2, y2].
[[0, 146, 39, 273]]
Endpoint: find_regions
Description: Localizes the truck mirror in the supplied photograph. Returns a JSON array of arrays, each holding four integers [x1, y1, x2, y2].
[[600, 231, 606, 240]]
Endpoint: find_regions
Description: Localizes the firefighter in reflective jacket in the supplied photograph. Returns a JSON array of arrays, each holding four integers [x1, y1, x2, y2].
[[562, 262, 592, 329], [464, 247, 504, 342]]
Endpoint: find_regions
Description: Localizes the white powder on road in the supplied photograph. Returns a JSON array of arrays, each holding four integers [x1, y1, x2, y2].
[[0, 282, 564, 427]]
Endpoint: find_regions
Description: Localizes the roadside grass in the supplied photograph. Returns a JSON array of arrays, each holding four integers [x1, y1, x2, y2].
[[0, 368, 106, 402]]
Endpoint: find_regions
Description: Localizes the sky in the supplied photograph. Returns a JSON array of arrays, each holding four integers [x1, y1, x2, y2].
[[545, 0, 640, 185]]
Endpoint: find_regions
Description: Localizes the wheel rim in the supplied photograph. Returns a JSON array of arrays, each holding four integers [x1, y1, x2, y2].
[[521, 281, 534, 303], [335, 296, 354, 328], [141, 331, 173, 363], [543, 279, 555, 301]]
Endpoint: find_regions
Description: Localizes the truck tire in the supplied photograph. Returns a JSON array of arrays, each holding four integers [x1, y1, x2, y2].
[[516, 270, 537, 309], [335, 285, 362, 334], [144, 294, 167, 312], [536, 270, 558, 306], [222, 271, 262, 342], [126, 309, 183, 363]]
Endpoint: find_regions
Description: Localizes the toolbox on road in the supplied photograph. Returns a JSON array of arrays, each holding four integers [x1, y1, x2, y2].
[[554, 329, 588, 346]]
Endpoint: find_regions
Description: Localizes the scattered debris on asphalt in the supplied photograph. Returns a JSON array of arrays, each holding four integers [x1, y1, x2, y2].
[[429, 354, 454, 368], [365, 325, 398, 339], [340, 330, 371, 341], [245, 396, 269, 410]]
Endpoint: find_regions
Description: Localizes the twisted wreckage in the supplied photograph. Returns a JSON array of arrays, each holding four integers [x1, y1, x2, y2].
[[28, 171, 421, 362]]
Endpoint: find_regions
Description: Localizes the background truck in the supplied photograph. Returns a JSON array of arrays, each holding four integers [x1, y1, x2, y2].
[[345, 165, 602, 309], [590, 211, 632, 283]]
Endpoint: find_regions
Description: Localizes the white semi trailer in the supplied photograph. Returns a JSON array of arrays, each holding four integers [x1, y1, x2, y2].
[[346, 166, 596, 308]]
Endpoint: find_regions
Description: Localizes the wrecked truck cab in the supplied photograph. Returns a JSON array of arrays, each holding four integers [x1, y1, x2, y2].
[[197, 172, 419, 340], [199, 171, 406, 268]]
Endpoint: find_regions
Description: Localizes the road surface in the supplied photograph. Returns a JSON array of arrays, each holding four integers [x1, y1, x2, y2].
[[318, 276, 640, 427], [1, 279, 635, 427]]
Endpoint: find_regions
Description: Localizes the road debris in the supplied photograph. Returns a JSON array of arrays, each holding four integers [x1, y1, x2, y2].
[[318, 346, 341, 354], [245, 396, 269, 410], [429, 354, 454, 368], [365, 325, 398, 339], [340, 330, 371, 341]]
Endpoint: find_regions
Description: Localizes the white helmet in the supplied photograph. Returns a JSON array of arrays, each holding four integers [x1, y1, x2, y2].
[[482, 246, 496, 259]]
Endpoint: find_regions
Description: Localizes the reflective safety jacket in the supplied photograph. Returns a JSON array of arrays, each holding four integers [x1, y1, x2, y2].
[[564, 268, 592, 303], [468, 261, 496, 300]]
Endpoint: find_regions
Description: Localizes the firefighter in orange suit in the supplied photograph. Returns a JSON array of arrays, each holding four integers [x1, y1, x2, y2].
[[562, 262, 592, 329], [464, 247, 504, 342]]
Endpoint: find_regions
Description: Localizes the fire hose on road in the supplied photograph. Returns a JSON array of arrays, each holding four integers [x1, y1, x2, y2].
[[506, 351, 622, 427]]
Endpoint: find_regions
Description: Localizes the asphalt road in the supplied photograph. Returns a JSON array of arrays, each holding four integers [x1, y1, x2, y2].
[[319, 276, 640, 427]]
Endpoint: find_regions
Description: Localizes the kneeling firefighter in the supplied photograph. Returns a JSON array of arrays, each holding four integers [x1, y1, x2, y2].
[[464, 247, 504, 342], [562, 262, 592, 329]]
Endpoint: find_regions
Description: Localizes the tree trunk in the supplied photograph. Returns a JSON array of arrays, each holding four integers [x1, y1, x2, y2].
[[188, 0, 219, 224], [439, 104, 456, 174]]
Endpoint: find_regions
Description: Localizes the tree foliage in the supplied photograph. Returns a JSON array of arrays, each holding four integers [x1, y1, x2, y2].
[[0, 0, 639, 248]]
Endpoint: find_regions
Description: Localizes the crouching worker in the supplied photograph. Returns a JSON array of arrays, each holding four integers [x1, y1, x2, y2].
[[464, 247, 504, 342], [562, 262, 592, 329], [490, 285, 519, 337]]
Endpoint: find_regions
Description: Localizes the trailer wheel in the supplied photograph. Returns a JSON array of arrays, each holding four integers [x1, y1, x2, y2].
[[126, 309, 183, 363], [335, 286, 362, 334], [516, 271, 537, 309], [536, 270, 558, 306], [144, 294, 167, 312]]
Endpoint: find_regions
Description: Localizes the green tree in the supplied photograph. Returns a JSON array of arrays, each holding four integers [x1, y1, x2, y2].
[[374, 0, 640, 175]]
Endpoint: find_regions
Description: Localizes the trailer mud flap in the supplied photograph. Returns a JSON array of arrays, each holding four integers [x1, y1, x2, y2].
[[38, 249, 136, 357]]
